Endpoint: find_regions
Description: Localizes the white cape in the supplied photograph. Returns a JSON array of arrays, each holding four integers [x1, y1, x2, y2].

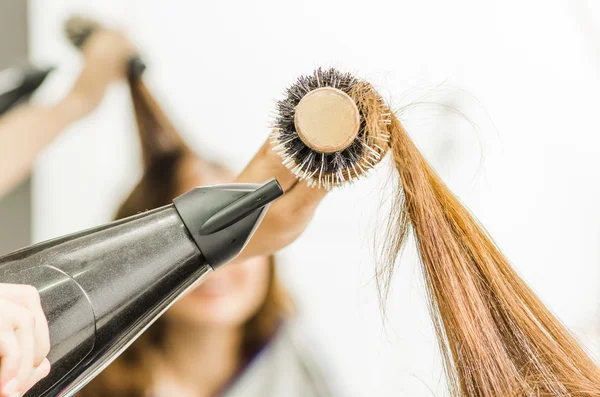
[[223, 324, 337, 397]]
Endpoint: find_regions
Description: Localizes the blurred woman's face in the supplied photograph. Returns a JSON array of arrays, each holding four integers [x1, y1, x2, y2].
[[165, 159, 271, 328]]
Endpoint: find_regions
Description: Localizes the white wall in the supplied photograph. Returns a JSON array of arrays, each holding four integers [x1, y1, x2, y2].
[[30, 0, 600, 395]]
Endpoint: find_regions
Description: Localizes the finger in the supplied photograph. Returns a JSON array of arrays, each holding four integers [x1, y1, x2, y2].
[[0, 284, 35, 299], [0, 297, 36, 393], [84, 30, 134, 80], [10, 309, 35, 391], [262, 178, 328, 226], [0, 322, 20, 385], [235, 136, 298, 191], [0, 285, 49, 366], [19, 358, 50, 395], [283, 178, 329, 213], [24, 294, 49, 368], [115, 31, 137, 58]]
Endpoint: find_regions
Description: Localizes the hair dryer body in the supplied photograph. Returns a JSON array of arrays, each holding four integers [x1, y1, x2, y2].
[[0, 180, 283, 397]]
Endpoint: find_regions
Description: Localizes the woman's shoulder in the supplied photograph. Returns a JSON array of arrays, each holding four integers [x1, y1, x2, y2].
[[222, 321, 343, 397]]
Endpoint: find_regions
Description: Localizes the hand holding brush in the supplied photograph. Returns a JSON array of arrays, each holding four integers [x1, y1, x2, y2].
[[233, 69, 386, 258], [234, 139, 329, 259], [66, 29, 138, 118], [64, 16, 145, 81]]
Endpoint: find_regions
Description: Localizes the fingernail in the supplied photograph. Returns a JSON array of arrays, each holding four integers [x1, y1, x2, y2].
[[8, 392, 20, 397], [2, 379, 18, 395]]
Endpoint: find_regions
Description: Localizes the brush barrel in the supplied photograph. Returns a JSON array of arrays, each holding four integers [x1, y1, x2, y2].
[[0, 205, 210, 397]]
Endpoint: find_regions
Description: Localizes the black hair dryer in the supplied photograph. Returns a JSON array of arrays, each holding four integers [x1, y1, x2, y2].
[[0, 179, 283, 397]]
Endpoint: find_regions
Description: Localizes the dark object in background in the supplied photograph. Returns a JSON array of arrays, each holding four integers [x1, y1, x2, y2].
[[0, 65, 54, 116], [0, 178, 283, 397]]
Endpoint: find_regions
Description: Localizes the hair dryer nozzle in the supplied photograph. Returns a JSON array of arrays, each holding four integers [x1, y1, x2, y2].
[[198, 178, 283, 235], [174, 178, 283, 269]]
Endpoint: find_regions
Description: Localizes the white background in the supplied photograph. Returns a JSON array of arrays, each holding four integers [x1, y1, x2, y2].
[[29, 0, 600, 395]]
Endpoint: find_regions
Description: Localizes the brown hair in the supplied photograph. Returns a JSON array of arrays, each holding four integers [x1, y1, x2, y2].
[[77, 80, 292, 397], [363, 86, 600, 395]]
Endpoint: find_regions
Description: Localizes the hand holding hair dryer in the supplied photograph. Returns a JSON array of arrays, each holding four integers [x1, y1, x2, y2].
[[0, 179, 283, 397]]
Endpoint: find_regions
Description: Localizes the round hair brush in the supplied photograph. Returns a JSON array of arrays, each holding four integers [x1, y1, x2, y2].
[[271, 68, 600, 396], [64, 16, 146, 80], [271, 68, 392, 189]]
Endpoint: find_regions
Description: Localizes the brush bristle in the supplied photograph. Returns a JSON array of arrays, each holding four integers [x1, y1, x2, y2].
[[272, 68, 390, 190]]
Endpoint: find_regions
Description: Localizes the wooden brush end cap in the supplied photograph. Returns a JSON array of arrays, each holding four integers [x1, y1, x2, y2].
[[294, 87, 360, 154]]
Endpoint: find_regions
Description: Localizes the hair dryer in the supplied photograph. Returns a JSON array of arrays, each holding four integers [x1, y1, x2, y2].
[[0, 178, 283, 397], [0, 65, 54, 116]]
